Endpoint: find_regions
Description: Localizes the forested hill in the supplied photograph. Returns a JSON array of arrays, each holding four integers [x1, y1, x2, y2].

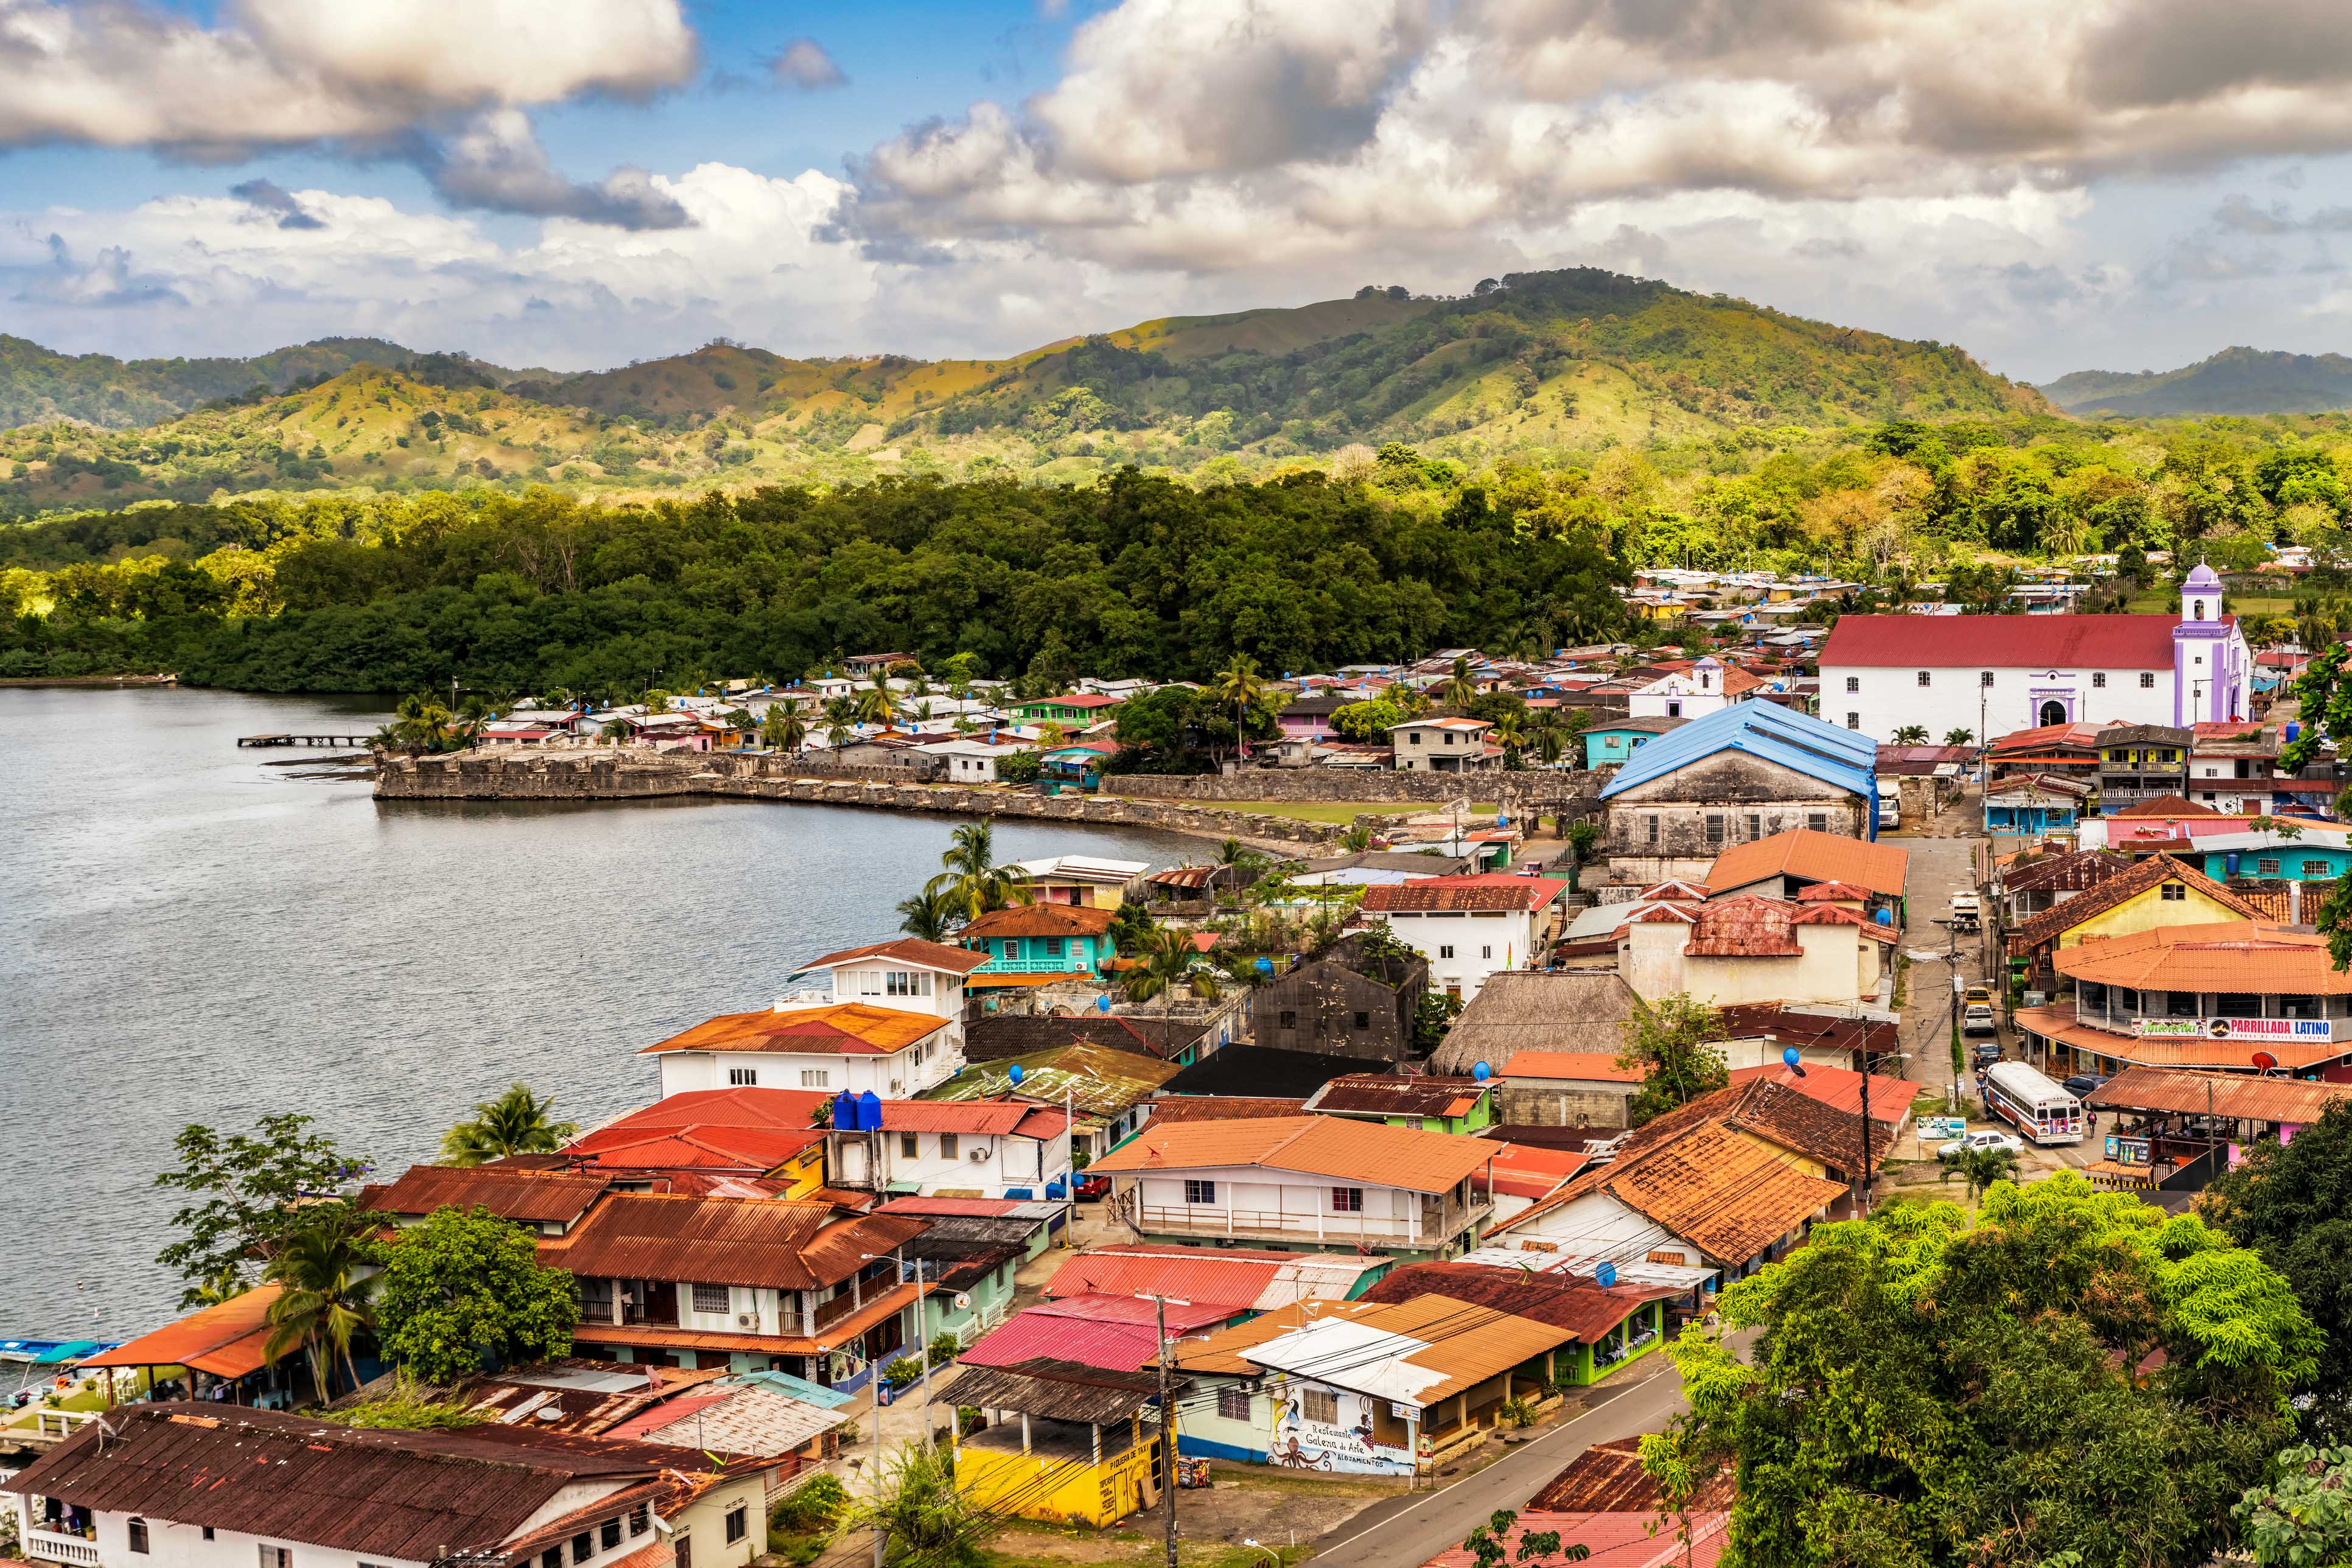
[[2043, 348, 2352, 416], [0, 270, 2049, 512]]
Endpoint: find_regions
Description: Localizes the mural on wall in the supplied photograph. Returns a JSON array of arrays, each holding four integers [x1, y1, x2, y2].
[[1272, 1385, 1413, 1475]]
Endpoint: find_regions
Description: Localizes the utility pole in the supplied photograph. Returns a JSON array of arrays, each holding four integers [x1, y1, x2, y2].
[[1154, 1293, 1178, 1568], [914, 1254, 933, 1439], [1858, 1046, 1873, 1217]]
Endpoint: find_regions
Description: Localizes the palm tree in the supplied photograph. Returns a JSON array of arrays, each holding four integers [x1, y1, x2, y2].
[[858, 676, 901, 728], [263, 1208, 380, 1402], [1939, 1144, 2021, 1211], [441, 1083, 578, 1166], [1891, 724, 1931, 744], [1211, 654, 1269, 760], [1528, 709, 1570, 766], [1437, 656, 1479, 712], [599, 717, 633, 745], [926, 820, 1032, 922], [896, 886, 959, 943], [1489, 712, 1528, 760], [387, 693, 455, 757], [1944, 727, 1975, 747], [1123, 926, 1220, 1032], [761, 705, 810, 753], [823, 696, 859, 749]]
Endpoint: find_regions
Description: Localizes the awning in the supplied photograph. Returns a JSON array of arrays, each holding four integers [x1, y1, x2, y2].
[[967, 973, 1084, 989]]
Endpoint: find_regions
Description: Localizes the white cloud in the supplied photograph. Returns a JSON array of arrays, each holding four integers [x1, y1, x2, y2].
[[771, 38, 846, 91]]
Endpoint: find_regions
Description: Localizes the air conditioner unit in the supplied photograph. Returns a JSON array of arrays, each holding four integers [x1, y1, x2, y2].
[[968, 1149, 989, 1162], [737, 1313, 758, 1329]]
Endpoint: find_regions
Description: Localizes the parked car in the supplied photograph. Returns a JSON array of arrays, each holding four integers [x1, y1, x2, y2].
[[1973, 1041, 2003, 1068], [1963, 984, 1993, 1004], [2062, 1073, 2109, 1099], [1962, 1002, 1999, 1036], [1074, 1172, 1111, 1202], [1939, 1129, 2028, 1161]]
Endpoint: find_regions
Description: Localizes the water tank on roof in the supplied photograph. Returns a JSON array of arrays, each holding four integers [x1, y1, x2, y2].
[[2227, 852, 2241, 877], [832, 1093, 856, 1131], [2288, 721, 2303, 743], [856, 1090, 883, 1132]]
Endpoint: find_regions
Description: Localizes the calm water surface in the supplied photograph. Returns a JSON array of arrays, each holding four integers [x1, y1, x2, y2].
[[0, 687, 1201, 1337]]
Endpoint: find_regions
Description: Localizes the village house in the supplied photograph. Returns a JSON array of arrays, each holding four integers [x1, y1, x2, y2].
[[1300, 1073, 1496, 1134], [1041, 1243, 1393, 1317], [360, 1163, 614, 1237], [550, 1085, 836, 1200], [2085, 1066, 2352, 1191], [1625, 656, 1760, 720], [1580, 715, 1683, 770], [1390, 716, 1500, 771], [962, 1011, 1214, 1068], [1818, 567, 2252, 743], [1250, 930, 1428, 1060], [1703, 827, 1908, 921], [922, 1040, 1178, 1160], [928, 737, 1035, 782], [1617, 892, 1898, 1008], [1087, 1115, 1497, 1263], [5, 1404, 780, 1568], [961, 1295, 1233, 1374], [1007, 693, 1125, 726], [942, 1359, 1170, 1527], [1598, 702, 1879, 884], [2097, 723, 2193, 811], [2002, 852, 2264, 995], [1990, 846, 2138, 926], [822, 1096, 1075, 1200], [1713, 1002, 1903, 1074], [960, 903, 1119, 978], [1010, 854, 1149, 909], [2016, 922, 2352, 1082], [1489, 1052, 1646, 1130], [559, 1192, 929, 1387], [1357, 875, 1572, 1002]]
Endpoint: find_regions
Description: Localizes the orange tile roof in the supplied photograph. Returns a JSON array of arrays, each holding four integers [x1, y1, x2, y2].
[[84, 1286, 282, 1377], [2007, 854, 2261, 951], [640, 1003, 948, 1055], [1504, 1052, 1647, 1083], [1088, 1115, 1494, 1194], [797, 938, 990, 975], [2052, 922, 2352, 993], [1703, 829, 1908, 899], [1585, 1122, 1846, 1263], [961, 905, 1118, 940], [2011, 1003, 2350, 1069]]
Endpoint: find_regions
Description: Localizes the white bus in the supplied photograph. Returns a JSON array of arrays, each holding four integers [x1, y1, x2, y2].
[[1981, 1060, 2085, 1145]]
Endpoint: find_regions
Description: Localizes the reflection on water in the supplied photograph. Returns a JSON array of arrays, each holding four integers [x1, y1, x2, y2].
[[0, 687, 1199, 1335]]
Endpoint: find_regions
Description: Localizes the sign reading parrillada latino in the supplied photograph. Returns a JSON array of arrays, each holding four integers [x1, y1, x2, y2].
[[2131, 1017, 2335, 1040]]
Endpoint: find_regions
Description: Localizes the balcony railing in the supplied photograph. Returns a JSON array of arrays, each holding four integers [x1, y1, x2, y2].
[[1119, 1194, 1489, 1247], [26, 1529, 101, 1566], [973, 954, 1097, 974]]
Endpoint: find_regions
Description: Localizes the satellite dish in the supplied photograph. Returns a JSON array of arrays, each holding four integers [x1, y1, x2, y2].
[[953, 1293, 973, 1311], [1096, 994, 1111, 1012], [1007, 1063, 1025, 1086], [1874, 908, 1892, 925], [1782, 1046, 1801, 1069], [1594, 1261, 1617, 1287], [2253, 1049, 2280, 1073], [1472, 1061, 1491, 1082], [535, 1405, 563, 1423]]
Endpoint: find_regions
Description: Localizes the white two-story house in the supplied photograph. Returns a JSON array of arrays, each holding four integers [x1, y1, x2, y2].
[[640, 939, 985, 1099], [1087, 1115, 1496, 1264], [1389, 717, 1499, 772], [1357, 875, 1572, 1001], [824, 1099, 1074, 1201]]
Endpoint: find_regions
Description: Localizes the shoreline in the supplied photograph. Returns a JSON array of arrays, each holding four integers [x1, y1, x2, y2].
[[0, 673, 181, 688]]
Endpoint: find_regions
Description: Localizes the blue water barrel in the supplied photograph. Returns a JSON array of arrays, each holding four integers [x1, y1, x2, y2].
[[856, 1090, 883, 1132]]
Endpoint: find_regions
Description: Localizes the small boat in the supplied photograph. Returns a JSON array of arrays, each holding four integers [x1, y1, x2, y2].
[[0, 1339, 117, 1402]]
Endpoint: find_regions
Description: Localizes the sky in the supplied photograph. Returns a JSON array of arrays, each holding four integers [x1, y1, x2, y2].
[[13, 0, 2352, 383]]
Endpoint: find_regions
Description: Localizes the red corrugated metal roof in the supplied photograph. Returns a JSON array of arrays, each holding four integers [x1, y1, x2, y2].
[[363, 1164, 612, 1222], [798, 938, 991, 975], [590, 1086, 835, 1130], [567, 1126, 822, 1171], [554, 1194, 924, 1289], [964, 1298, 1233, 1371]]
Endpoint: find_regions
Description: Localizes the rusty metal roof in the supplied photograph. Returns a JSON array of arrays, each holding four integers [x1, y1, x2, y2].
[[640, 1004, 948, 1056], [1356, 1264, 1678, 1343], [1528, 1437, 1737, 1513], [363, 1164, 612, 1223], [4, 1403, 684, 1558], [1089, 1115, 1495, 1193], [1300, 1074, 1489, 1119], [1143, 1096, 1312, 1122], [961, 905, 1118, 939], [2007, 854, 2262, 952], [796, 938, 991, 975], [939, 1357, 1171, 1423], [1679, 895, 1805, 956], [1362, 876, 1570, 912], [554, 1194, 926, 1289], [2087, 1065, 2352, 1123]]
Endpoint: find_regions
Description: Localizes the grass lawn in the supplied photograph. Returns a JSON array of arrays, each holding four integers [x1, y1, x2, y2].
[[2125, 587, 2298, 617], [1216, 800, 1497, 824]]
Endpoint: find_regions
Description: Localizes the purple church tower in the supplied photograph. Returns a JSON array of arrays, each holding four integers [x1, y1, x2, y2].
[[2172, 562, 2248, 725]]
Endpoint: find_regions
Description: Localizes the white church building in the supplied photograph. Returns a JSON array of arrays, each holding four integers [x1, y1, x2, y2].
[[1819, 564, 2252, 744]]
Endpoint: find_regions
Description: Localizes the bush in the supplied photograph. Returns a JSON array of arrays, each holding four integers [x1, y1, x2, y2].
[[881, 1355, 925, 1387], [772, 1473, 849, 1536]]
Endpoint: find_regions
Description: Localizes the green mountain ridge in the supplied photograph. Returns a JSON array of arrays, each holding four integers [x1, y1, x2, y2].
[[0, 268, 2051, 514], [2041, 346, 2352, 416]]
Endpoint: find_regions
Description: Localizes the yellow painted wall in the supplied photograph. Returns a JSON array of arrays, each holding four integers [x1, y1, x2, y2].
[[1729, 1127, 1830, 1179], [2054, 884, 2247, 950], [956, 1428, 1160, 1527], [769, 1145, 827, 1200], [673, 1477, 768, 1568]]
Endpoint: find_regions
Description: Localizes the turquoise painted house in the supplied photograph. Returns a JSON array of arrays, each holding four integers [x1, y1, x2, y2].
[[1583, 716, 1684, 770], [960, 903, 1120, 975], [2191, 836, 2352, 884]]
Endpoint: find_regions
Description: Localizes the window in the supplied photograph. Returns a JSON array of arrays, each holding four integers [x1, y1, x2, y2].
[[1444, 731, 1459, 745], [574, 1533, 595, 1564], [693, 1283, 730, 1315], [1846, 712, 1860, 730], [1646, 814, 1659, 845], [1332, 1186, 1363, 1212], [2258, 858, 2282, 876], [1916, 671, 1931, 687], [728, 1066, 757, 1087], [2193, 599, 2207, 618], [205, 1531, 216, 1544], [939, 1133, 959, 1160], [1217, 1386, 1252, 1421], [1439, 943, 1455, 959], [725, 1507, 749, 1545], [630, 1506, 651, 1537], [1185, 1180, 1217, 1205], [1706, 814, 1725, 846], [2092, 671, 2106, 688], [800, 1069, 830, 1088], [1279, 1009, 1298, 1030], [261, 1549, 293, 1568], [2140, 672, 2156, 688], [1747, 814, 1760, 839], [1981, 671, 1995, 687], [1409, 732, 1423, 745], [1665, 701, 1682, 718], [900, 1132, 920, 1158], [544, 1552, 564, 1568], [2219, 993, 2261, 1016], [1044, 937, 1064, 957], [603, 1519, 625, 1552], [885, 970, 932, 997], [1481, 945, 1493, 959], [2306, 860, 2333, 878], [129, 1520, 150, 1555], [1807, 813, 1828, 832], [1844, 676, 1860, 693], [1301, 1387, 1341, 1424], [2160, 882, 2186, 901]]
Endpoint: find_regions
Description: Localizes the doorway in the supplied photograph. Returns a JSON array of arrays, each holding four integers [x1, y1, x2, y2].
[[2039, 699, 2067, 726]]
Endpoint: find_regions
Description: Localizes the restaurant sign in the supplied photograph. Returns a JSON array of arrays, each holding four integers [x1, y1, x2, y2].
[[2131, 1017, 2334, 1041]]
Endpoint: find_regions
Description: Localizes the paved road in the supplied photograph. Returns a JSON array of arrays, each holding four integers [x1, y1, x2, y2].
[[1893, 831, 1987, 1110], [1309, 1365, 1694, 1568]]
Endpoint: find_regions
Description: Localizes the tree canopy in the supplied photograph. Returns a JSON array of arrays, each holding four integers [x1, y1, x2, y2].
[[374, 1205, 579, 1385]]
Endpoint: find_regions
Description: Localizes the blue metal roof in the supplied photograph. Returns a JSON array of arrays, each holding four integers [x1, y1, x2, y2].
[[1599, 701, 1880, 823]]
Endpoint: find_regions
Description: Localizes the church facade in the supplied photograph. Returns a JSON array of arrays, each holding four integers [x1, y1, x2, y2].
[[1819, 565, 2251, 744]]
